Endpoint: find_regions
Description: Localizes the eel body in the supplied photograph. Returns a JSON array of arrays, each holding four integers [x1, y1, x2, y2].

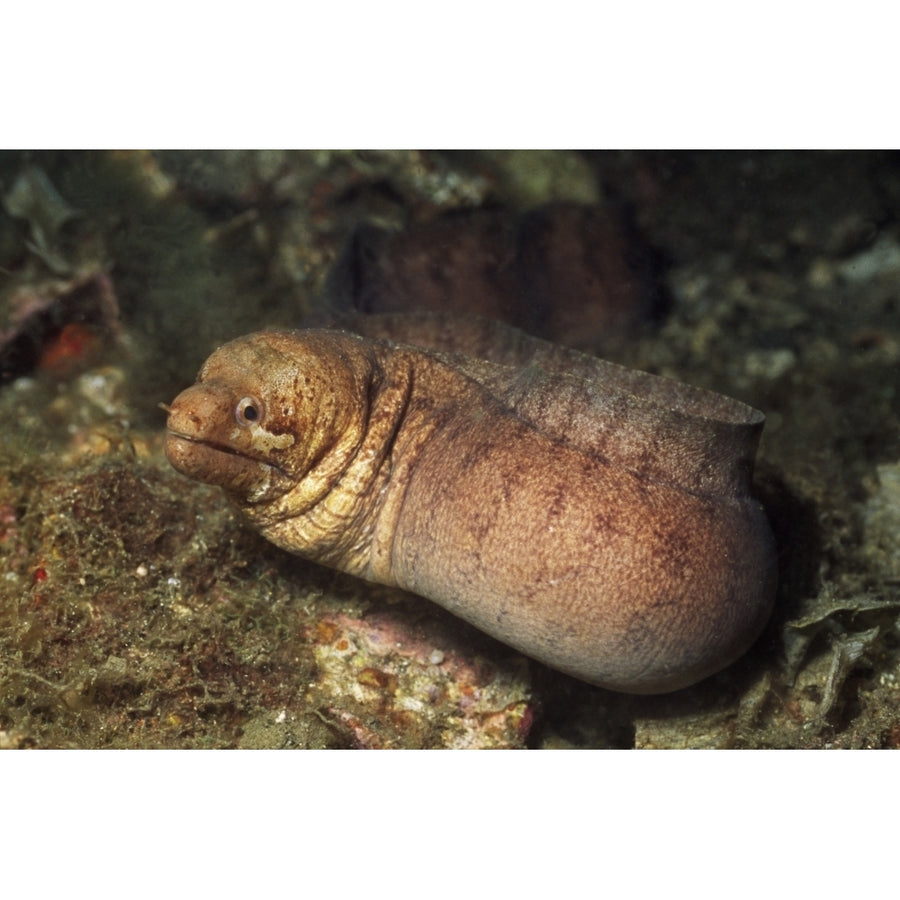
[[165, 314, 776, 693], [326, 203, 665, 353]]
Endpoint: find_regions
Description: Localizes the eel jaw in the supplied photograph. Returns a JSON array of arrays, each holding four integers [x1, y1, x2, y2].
[[165, 429, 294, 503]]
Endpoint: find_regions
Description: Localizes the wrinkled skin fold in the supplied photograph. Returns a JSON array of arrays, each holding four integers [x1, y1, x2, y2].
[[165, 314, 777, 693]]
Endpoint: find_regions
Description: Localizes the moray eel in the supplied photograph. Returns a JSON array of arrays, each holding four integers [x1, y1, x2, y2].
[[165, 314, 776, 694], [327, 203, 666, 353]]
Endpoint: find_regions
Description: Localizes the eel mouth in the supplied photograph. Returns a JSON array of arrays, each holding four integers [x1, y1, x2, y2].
[[165, 428, 291, 493], [166, 429, 238, 458]]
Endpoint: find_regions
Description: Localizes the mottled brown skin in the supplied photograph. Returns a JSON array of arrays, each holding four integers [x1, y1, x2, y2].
[[165, 318, 776, 693]]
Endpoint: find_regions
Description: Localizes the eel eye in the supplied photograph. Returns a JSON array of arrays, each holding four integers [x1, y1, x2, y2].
[[235, 396, 263, 427]]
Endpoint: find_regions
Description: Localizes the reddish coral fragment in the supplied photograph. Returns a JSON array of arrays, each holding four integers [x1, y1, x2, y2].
[[38, 323, 101, 376]]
